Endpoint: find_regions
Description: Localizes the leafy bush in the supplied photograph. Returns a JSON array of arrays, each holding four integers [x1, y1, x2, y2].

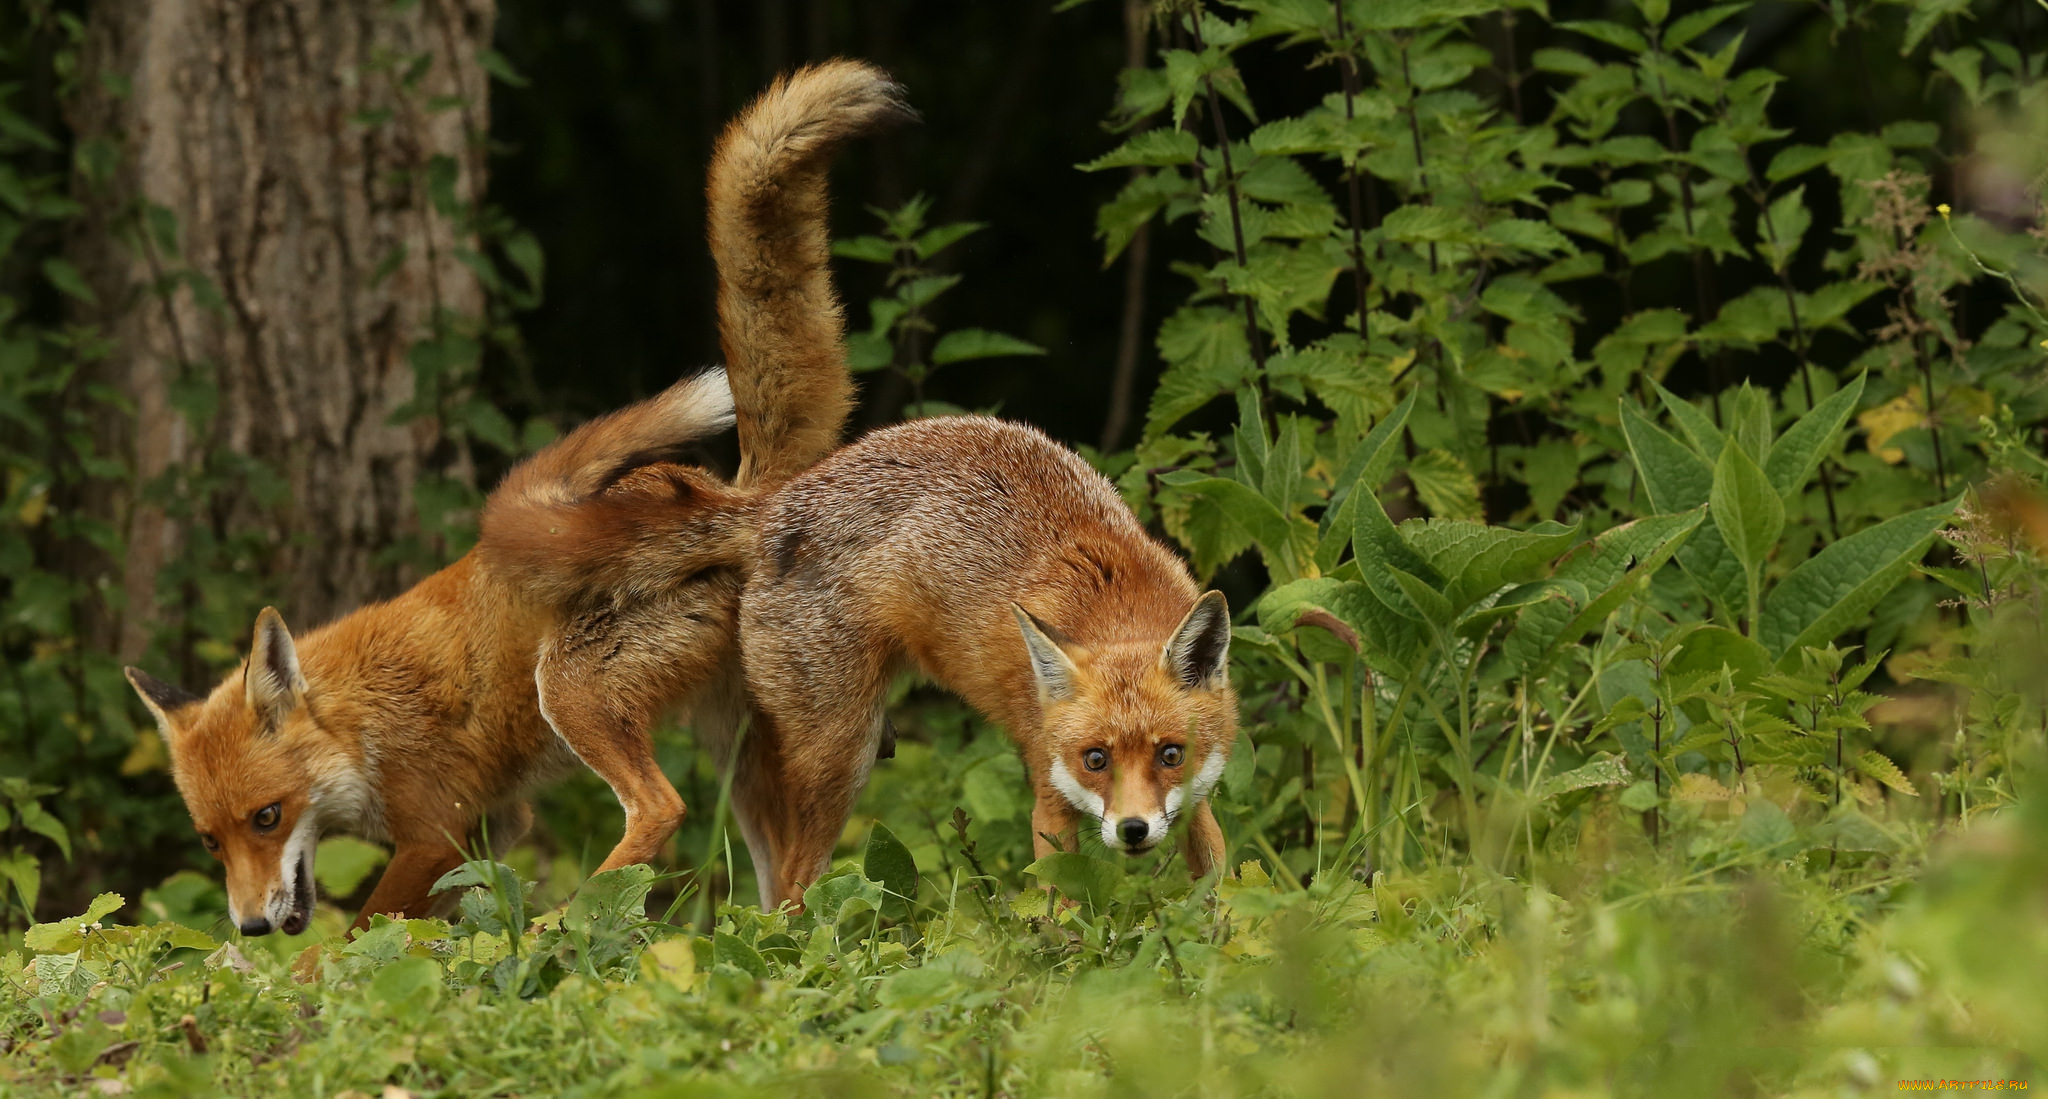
[[3, 0, 2047, 1094]]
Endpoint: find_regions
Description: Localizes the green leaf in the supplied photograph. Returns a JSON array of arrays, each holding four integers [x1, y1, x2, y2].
[[1653, 382, 1724, 462], [1158, 472, 1293, 555], [1024, 852, 1124, 913], [913, 224, 983, 263], [846, 331, 893, 373], [713, 932, 771, 979], [1709, 442, 1783, 578], [1756, 185, 1811, 272], [1621, 402, 1712, 512], [1856, 750, 1919, 796], [930, 328, 1046, 366], [1408, 449, 1480, 519], [1256, 576, 1426, 669], [1765, 143, 1833, 183], [1348, 485, 1443, 625], [1559, 19, 1648, 53], [368, 957, 443, 1022], [1146, 306, 1251, 437], [1663, 2, 1745, 50], [1763, 374, 1864, 497], [24, 893, 124, 954], [832, 235, 896, 264], [802, 870, 886, 926], [1537, 755, 1632, 799], [41, 258, 96, 305], [1096, 172, 1190, 265], [477, 48, 530, 87], [897, 274, 961, 309], [314, 837, 389, 898], [1930, 47, 1985, 106], [1618, 782, 1661, 811], [564, 865, 657, 933], [1900, 0, 1970, 55], [1482, 218, 1575, 257], [1316, 390, 1417, 572], [1696, 287, 1789, 346], [1668, 624, 1771, 686], [16, 800, 69, 860], [1499, 509, 1704, 677], [1380, 204, 1477, 246], [1758, 498, 1960, 660], [862, 822, 919, 910], [1400, 519, 1582, 611], [1080, 130, 1201, 171], [0, 852, 38, 916], [1389, 566, 1455, 629]]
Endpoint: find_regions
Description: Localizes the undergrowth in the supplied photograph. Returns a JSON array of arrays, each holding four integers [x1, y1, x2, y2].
[[5, 0, 2048, 1094]]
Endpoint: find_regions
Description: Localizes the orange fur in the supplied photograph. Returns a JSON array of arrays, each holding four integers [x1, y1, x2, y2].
[[124, 61, 903, 934], [734, 417, 1239, 907], [710, 61, 913, 489]]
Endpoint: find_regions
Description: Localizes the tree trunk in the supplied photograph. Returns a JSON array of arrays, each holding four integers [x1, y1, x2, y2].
[[66, 0, 494, 669]]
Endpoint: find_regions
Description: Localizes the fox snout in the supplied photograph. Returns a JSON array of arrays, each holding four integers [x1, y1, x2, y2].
[[1102, 809, 1168, 854], [220, 823, 319, 937], [229, 852, 315, 937]]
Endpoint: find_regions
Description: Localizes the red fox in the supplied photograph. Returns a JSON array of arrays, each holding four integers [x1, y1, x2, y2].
[[733, 415, 1239, 908], [121, 61, 907, 935]]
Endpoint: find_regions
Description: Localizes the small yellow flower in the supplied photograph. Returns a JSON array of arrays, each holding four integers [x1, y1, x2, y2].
[[1936, 203, 1952, 218]]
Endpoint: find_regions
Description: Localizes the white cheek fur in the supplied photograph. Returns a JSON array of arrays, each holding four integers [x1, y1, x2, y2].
[[1046, 756, 1106, 818], [271, 813, 320, 924], [1190, 747, 1227, 801]]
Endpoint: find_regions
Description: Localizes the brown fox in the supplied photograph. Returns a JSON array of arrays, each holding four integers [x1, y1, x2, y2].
[[121, 61, 907, 936], [733, 415, 1239, 908]]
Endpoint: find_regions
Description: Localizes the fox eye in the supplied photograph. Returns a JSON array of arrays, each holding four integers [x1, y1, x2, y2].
[[252, 803, 281, 832], [1158, 744, 1185, 768], [1082, 748, 1108, 772], [199, 834, 220, 853]]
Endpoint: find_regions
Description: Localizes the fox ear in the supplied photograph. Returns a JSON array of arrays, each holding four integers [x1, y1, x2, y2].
[[245, 607, 308, 729], [1012, 603, 1079, 704], [125, 666, 201, 742], [1162, 590, 1231, 691]]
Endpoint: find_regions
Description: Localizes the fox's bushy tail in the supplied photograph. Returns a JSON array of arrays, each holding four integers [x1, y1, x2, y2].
[[710, 59, 912, 488], [478, 61, 907, 605], [477, 371, 751, 605]]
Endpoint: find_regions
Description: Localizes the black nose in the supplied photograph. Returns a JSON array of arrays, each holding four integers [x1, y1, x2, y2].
[[1117, 818, 1149, 846], [238, 917, 273, 936]]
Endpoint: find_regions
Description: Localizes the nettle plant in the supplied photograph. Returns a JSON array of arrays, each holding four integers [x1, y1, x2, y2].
[[1084, 0, 2046, 877], [835, 196, 1047, 418]]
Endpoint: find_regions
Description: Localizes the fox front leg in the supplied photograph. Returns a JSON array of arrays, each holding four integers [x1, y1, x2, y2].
[[1029, 791, 1080, 861], [1180, 799, 1227, 880], [351, 842, 469, 930]]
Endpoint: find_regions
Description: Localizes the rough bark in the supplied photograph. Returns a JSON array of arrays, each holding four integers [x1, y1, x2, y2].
[[66, 0, 494, 666]]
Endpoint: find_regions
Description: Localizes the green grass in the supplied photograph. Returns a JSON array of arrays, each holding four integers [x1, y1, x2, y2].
[[4, 684, 2043, 1098]]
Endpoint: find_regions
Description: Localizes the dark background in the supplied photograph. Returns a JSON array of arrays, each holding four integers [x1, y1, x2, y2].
[[486, 0, 1955, 451]]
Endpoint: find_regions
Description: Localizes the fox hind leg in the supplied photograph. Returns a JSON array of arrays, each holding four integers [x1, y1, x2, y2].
[[732, 701, 895, 910], [735, 596, 900, 910], [535, 616, 695, 876]]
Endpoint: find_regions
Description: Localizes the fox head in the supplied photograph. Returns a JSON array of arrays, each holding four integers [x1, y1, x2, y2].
[[125, 608, 339, 936], [1014, 591, 1236, 856]]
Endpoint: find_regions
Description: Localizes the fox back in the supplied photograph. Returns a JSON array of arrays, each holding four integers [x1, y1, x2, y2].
[[736, 417, 1236, 901]]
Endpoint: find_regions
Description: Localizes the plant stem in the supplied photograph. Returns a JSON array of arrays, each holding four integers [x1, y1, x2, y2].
[[1333, 3, 1371, 338], [1645, 27, 1725, 421], [1185, 13, 1268, 372], [1745, 145, 1841, 539], [1397, 39, 1439, 275], [1915, 333, 1949, 495]]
